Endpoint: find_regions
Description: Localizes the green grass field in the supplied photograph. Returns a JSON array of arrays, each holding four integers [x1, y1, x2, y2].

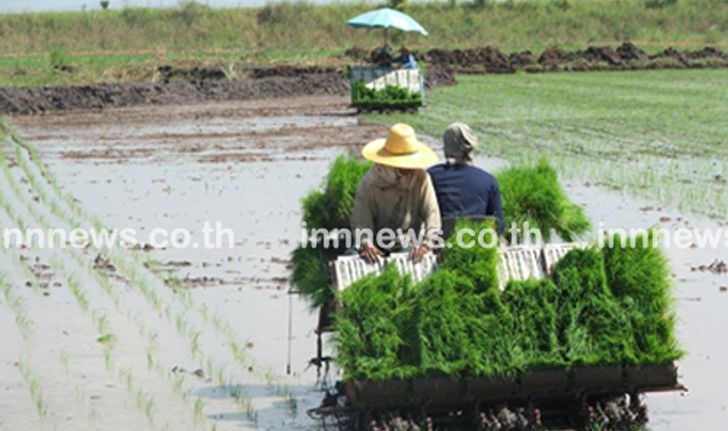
[[1, 0, 727, 87], [370, 69, 728, 220]]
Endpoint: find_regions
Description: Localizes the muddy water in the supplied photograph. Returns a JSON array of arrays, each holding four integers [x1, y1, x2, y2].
[[6, 96, 727, 430], [6, 96, 382, 430]]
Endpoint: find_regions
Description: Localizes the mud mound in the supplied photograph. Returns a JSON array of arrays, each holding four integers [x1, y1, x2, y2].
[[685, 46, 728, 59], [425, 46, 515, 73], [424, 66, 456, 88], [655, 47, 690, 64], [579, 46, 625, 66], [617, 42, 648, 61], [509, 50, 537, 67], [0, 74, 348, 115]]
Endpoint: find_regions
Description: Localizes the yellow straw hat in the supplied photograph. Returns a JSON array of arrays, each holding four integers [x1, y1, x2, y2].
[[362, 123, 439, 169]]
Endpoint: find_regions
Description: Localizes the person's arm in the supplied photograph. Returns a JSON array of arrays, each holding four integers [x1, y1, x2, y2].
[[411, 174, 442, 262], [488, 180, 505, 235], [350, 180, 383, 263]]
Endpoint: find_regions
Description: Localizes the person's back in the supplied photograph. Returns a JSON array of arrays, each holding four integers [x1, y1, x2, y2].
[[428, 122, 504, 234], [428, 163, 500, 219]]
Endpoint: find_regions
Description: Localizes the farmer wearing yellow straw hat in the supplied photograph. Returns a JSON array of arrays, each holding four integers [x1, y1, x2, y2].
[[351, 123, 441, 263]]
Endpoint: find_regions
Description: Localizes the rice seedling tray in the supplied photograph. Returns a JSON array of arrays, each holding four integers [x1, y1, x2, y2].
[[345, 363, 680, 409]]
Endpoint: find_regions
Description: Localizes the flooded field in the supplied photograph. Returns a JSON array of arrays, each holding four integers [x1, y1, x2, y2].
[[1, 95, 727, 430]]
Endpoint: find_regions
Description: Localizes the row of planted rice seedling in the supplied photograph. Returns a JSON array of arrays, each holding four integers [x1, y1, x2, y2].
[[1, 128, 178, 420], [291, 155, 680, 381], [0, 138, 182, 425], [1, 121, 286, 427], [4, 121, 270, 381]]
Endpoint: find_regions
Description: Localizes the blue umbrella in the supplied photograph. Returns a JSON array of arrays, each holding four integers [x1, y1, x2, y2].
[[347, 8, 428, 43]]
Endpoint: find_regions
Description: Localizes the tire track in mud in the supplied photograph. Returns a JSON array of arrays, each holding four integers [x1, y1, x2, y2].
[[1, 121, 298, 429]]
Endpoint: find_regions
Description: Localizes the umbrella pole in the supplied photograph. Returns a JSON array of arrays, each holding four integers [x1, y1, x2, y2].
[[384, 27, 388, 46]]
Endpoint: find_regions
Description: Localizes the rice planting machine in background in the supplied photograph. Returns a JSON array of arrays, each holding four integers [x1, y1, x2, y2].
[[348, 66, 425, 113], [307, 243, 684, 430]]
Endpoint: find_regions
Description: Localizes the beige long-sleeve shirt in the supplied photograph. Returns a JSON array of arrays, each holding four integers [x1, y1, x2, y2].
[[350, 169, 441, 250]]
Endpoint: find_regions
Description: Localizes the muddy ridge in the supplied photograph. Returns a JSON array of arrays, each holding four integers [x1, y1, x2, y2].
[[419, 42, 728, 73], [1, 66, 455, 116], [0, 74, 348, 116], [2, 42, 725, 115]]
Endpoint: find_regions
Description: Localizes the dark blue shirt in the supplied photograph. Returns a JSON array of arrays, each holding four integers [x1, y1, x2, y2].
[[428, 164, 505, 234]]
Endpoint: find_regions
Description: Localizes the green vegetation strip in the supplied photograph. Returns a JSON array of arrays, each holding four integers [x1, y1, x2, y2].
[[2, 0, 728, 86], [2, 1, 726, 54], [371, 69, 728, 220]]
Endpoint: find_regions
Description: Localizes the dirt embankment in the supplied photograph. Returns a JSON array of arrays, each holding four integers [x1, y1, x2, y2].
[[420, 42, 728, 74], [0, 65, 454, 116], [2, 41, 725, 115], [0, 73, 348, 116]]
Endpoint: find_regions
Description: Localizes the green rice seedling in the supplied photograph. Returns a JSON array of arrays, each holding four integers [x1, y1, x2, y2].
[[501, 278, 566, 371], [216, 368, 226, 389], [143, 396, 155, 423], [66, 275, 89, 312], [175, 313, 187, 333], [172, 374, 185, 394], [551, 248, 636, 365], [292, 155, 372, 309], [415, 269, 496, 376], [302, 155, 372, 231], [0, 272, 33, 340], [231, 342, 248, 365], [228, 384, 249, 405], [135, 389, 155, 423], [190, 329, 201, 359], [290, 246, 331, 309], [103, 345, 114, 370], [59, 349, 70, 373], [146, 345, 154, 370], [496, 159, 590, 243], [603, 232, 682, 364], [119, 367, 134, 390], [93, 311, 109, 334], [194, 397, 205, 423], [18, 360, 49, 418], [245, 400, 259, 427], [334, 264, 420, 380], [439, 219, 500, 293], [14, 313, 33, 339], [13, 144, 48, 205]]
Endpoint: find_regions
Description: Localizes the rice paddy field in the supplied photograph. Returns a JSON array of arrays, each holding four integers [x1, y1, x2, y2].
[[0, 71, 727, 430], [370, 68, 728, 222]]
